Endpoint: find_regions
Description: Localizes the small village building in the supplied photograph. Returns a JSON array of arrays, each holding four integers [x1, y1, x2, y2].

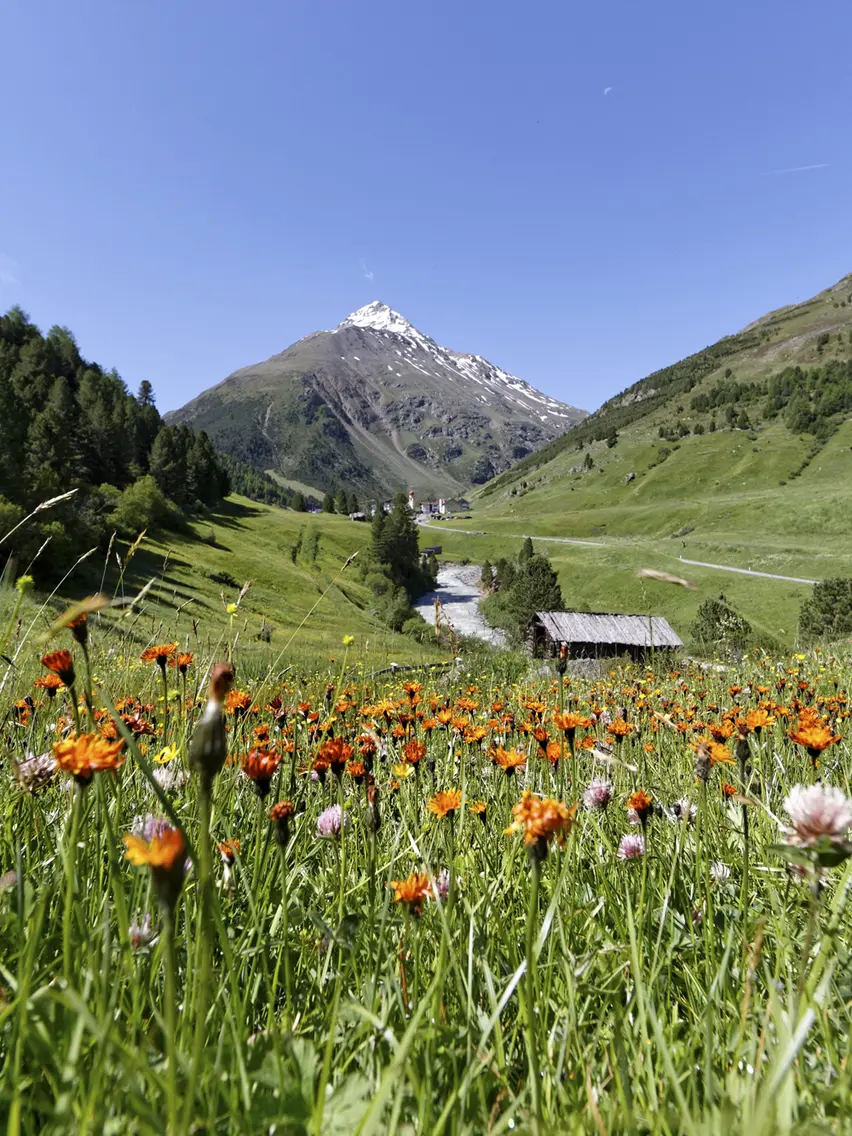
[[528, 610, 682, 662]]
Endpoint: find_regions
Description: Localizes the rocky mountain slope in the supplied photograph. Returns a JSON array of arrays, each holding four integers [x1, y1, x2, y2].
[[168, 302, 585, 498]]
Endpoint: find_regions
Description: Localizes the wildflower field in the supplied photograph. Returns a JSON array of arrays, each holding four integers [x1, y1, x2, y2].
[[2, 595, 852, 1134]]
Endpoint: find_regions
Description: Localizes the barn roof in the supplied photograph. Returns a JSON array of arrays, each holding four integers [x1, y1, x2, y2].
[[533, 611, 683, 649]]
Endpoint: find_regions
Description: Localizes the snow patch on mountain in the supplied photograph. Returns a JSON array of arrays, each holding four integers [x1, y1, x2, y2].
[[336, 301, 581, 423]]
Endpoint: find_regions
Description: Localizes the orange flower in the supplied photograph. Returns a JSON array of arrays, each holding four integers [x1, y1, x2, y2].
[[225, 690, 253, 716], [34, 673, 64, 697], [389, 872, 431, 916], [428, 789, 462, 818], [65, 612, 89, 646], [41, 649, 76, 686], [553, 711, 592, 734], [124, 827, 185, 869], [744, 708, 776, 733], [721, 781, 737, 798], [607, 719, 634, 741], [169, 652, 194, 673], [787, 722, 841, 757], [53, 733, 125, 784], [689, 737, 735, 767], [140, 642, 178, 667], [346, 760, 367, 782], [317, 736, 354, 774], [493, 746, 527, 775], [241, 748, 281, 796], [505, 791, 577, 852], [124, 825, 186, 909], [402, 738, 427, 765], [627, 790, 654, 823], [469, 800, 487, 821]]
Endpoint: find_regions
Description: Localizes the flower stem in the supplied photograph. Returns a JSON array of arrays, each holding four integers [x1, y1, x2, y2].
[[524, 856, 542, 1134], [163, 907, 179, 1134], [63, 785, 83, 982], [184, 783, 213, 1129]]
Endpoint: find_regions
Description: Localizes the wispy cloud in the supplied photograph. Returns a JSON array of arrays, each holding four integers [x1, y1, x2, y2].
[[0, 253, 19, 287], [603, 86, 613, 96], [361, 260, 374, 282], [761, 162, 829, 176]]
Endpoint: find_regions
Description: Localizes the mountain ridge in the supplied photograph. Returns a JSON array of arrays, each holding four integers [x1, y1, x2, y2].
[[168, 302, 586, 498]]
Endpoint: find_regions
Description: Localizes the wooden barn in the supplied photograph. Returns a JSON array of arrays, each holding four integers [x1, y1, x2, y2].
[[528, 610, 682, 662]]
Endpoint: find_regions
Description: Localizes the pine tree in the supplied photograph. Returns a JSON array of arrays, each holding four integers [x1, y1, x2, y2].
[[291, 492, 306, 512], [335, 487, 349, 514], [323, 494, 335, 513], [518, 536, 534, 563]]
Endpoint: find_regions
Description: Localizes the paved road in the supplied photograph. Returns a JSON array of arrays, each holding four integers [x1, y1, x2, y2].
[[418, 520, 603, 547], [677, 557, 816, 585], [418, 520, 815, 586], [414, 564, 506, 647]]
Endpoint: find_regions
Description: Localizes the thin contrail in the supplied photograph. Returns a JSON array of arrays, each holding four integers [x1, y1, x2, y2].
[[761, 162, 829, 176]]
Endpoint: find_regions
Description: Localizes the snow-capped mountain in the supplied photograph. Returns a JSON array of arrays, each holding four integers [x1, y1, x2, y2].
[[169, 302, 586, 498]]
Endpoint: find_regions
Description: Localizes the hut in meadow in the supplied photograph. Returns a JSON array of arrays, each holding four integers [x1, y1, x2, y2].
[[528, 610, 682, 662]]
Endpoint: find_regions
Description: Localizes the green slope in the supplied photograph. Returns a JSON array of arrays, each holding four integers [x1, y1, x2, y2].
[[49, 497, 446, 667], [422, 274, 852, 648]]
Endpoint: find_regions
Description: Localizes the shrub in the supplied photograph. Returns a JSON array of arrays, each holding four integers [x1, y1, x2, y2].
[[110, 476, 182, 537], [799, 578, 852, 641], [691, 594, 752, 653]]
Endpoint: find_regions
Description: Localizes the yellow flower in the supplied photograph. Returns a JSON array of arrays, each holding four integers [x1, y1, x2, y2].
[[226, 603, 238, 615], [154, 744, 179, 765], [343, 635, 355, 647], [392, 763, 414, 779]]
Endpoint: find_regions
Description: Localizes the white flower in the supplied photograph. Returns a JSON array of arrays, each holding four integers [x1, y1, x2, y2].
[[664, 798, 697, 826], [710, 861, 731, 883], [618, 834, 645, 861], [783, 784, 852, 847], [583, 777, 614, 812]]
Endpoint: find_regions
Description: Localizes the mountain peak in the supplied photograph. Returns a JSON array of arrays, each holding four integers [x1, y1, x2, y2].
[[337, 301, 422, 339]]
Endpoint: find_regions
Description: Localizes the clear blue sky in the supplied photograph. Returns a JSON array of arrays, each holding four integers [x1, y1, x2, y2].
[[2, 0, 850, 414]]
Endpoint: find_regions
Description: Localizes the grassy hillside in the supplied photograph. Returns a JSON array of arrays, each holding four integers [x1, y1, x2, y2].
[[420, 275, 852, 649], [8, 496, 447, 668]]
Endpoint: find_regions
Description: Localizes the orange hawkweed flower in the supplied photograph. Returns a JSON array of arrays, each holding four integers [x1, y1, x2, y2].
[[607, 718, 634, 742], [140, 642, 178, 667], [124, 825, 186, 910], [744, 708, 776, 734], [41, 649, 76, 687], [241, 748, 281, 797], [389, 872, 431, 916], [787, 722, 841, 760], [721, 782, 737, 798], [428, 789, 462, 818], [402, 738, 427, 765], [494, 746, 527, 775], [269, 799, 295, 846], [317, 736, 354, 775], [34, 673, 64, 697], [553, 711, 592, 734], [53, 733, 125, 785], [65, 612, 88, 647], [219, 839, 241, 863], [505, 791, 577, 856], [627, 790, 654, 824], [225, 690, 253, 716], [469, 800, 487, 821], [169, 652, 194, 673]]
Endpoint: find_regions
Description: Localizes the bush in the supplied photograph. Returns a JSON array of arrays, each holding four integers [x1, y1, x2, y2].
[[799, 578, 852, 641], [110, 476, 183, 537], [691, 594, 752, 653]]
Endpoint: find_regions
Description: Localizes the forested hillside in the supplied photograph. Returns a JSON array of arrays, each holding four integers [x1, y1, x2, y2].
[[0, 306, 233, 579]]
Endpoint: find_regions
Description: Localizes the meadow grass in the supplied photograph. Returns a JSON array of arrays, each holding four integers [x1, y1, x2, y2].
[[2, 558, 851, 1134]]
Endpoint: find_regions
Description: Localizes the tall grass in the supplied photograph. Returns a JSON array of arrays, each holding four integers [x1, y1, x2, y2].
[[1, 557, 851, 1133]]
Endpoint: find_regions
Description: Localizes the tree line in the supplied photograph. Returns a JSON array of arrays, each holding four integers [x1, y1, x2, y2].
[[0, 306, 235, 580]]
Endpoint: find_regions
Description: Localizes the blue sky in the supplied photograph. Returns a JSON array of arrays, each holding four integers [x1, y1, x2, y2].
[[2, 0, 850, 414]]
